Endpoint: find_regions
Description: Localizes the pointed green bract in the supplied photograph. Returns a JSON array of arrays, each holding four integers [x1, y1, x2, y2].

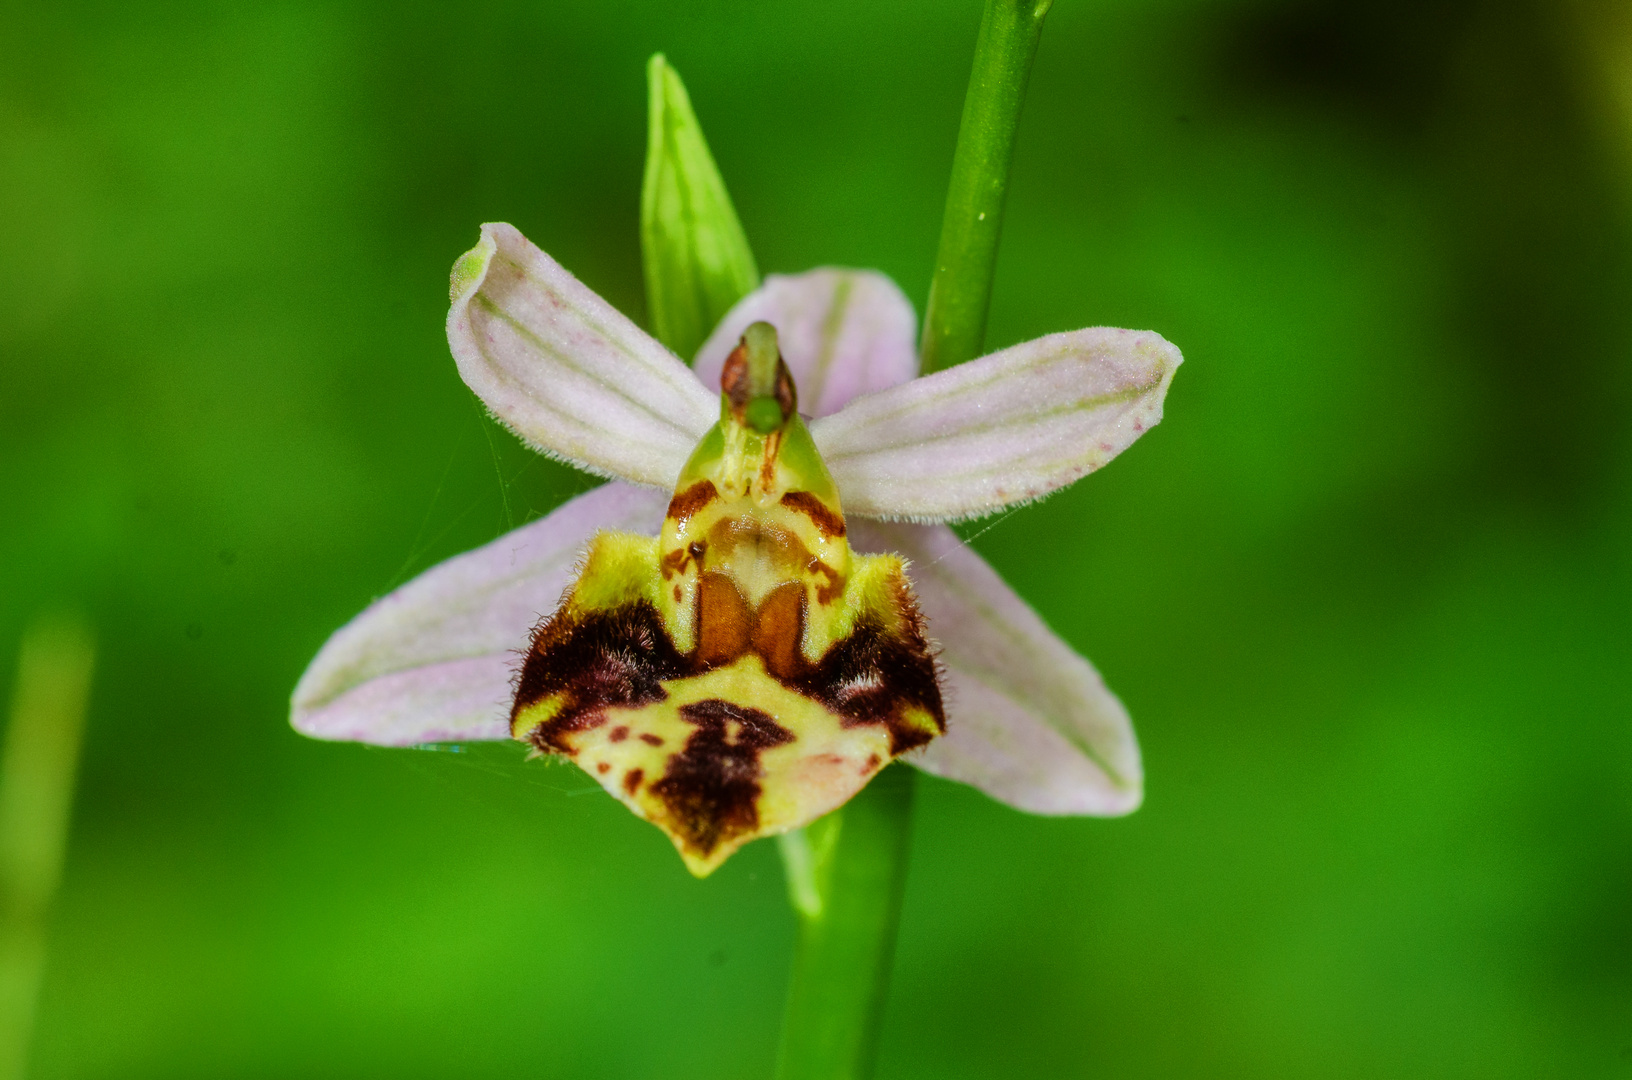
[[641, 54, 760, 363]]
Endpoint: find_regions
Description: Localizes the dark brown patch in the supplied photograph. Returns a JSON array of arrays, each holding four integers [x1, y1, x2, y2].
[[623, 768, 644, 795], [780, 491, 846, 538], [639, 733, 664, 747], [609, 726, 629, 743], [651, 699, 794, 857], [696, 571, 753, 669], [751, 581, 806, 681], [782, 582, 944, 755], [512, 601, 691, 754], [673, 585, 682, 602], [596, 762, 611, 775], [666, 480, 718, 527]]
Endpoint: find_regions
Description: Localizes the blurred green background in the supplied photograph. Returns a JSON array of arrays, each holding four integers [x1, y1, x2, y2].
[[3, 0, 1631, 1076]]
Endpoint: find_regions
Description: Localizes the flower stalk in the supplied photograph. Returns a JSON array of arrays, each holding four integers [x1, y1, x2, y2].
[[920, 0, 1053, 375], [773, 767, 914, 1080], [778, 3, 1051, 1072]]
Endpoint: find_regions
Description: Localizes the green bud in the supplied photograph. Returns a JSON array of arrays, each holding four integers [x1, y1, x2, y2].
[[641, 54, 760, 363]]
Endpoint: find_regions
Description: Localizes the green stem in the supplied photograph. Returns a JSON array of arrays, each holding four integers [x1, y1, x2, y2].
[[771, 4, 1049, 1075], [919, 0, 1053, 375], [773, 766, 915, 1080]]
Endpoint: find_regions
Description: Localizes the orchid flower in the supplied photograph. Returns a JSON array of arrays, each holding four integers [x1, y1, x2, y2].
[[291, 222, 1180, 875]]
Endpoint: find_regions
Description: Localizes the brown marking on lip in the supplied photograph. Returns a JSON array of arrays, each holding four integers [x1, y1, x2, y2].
[[696, 571, 753, 669], [752, 581, 806, 681], [512, 600, 691, 754], [780, 491, 846, 539], [639, 733, 664, 747], [661, 538, 708, 582], [609, 726, 629, 743], [864, 753, 881, 773], [673, 585, 682, 602], [666, 480, 719, 527], [623, 768, 644, 795], [651, 698, 795, 858], [811, 560, 844, 605], [596, 762, 611, 775], [780, 574, 944, 755]]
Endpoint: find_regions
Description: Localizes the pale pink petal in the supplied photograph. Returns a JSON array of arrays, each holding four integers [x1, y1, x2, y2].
[[291, 483, 670, 746], [447, 223, 717, 489], [851, 520, 1143, 815], [693, 269, 919, 417], [812, 327, 1182, 522]]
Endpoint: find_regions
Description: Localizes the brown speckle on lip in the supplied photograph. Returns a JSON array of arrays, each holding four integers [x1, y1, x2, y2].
[[609, 726, 629, 743]]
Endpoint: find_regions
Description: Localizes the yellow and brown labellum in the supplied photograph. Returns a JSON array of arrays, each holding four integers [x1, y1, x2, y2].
[[510, 323, 944, 876]]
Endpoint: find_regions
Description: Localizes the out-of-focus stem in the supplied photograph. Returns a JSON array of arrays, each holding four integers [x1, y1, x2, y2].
[[0, 614, 95, 1080], [773, 766, 915, 1080], [920, 0, 1053, 374]]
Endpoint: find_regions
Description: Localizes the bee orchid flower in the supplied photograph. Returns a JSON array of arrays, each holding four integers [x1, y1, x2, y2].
[[291, 222, 1181, 875]]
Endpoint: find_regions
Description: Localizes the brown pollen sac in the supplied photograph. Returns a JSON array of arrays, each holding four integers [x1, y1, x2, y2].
[[695, 571, 753, 668], [751, 581, 806, 680], [720, 336, 796, 427]]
